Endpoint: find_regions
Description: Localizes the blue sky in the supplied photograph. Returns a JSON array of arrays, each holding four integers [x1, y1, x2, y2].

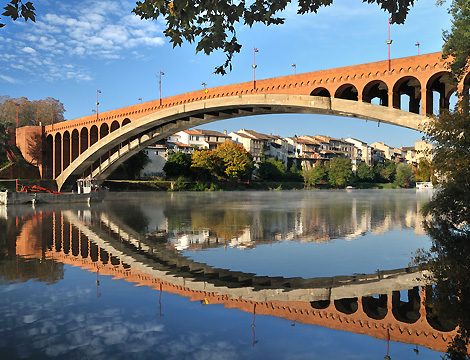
[[0, 0, 451, 147]]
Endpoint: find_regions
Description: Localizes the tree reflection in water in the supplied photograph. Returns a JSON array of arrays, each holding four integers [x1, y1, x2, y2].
[[415, 181, 470, 359]]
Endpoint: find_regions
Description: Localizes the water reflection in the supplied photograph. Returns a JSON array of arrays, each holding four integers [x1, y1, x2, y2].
[[0, 193, 457, 357], [106, 189, 432, 250], [413, 182, 470, 358]]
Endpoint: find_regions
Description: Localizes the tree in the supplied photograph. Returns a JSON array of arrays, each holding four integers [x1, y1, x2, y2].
[[1, 1, 35, 28], [413, 158, 432, 182], [109, 150, 150, 179], [356, 161, 374, 182], [373, 160, 396, 183], [0, 96, 65, 127], [328, 157, 352, 188], [257, 158, 285, 181], [191, 148, 222, 180], [304, 163, 327, 187], [394, 162, 412, 188], [440, 0, 470, 80], [423, 97, 470, 187], [214, 141, 254, 179], [163, 151, 193, 179], [133, 0, 415, 74]]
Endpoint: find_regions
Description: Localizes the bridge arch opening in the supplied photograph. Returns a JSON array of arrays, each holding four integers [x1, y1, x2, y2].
[[335, 84, 358, 101], [391, 288, 421, 324], [89, 125, 99, 173], [334, 297, 358, 315], [362, 80, 388, 106], [426, 71, 457, 114], [99, 123, 110, 164], [63, 131, 71, 171], [80, 127, 88, 154], [110, 121, 120, 132], [393, 76, 421, 114], [362, 294, 388, 320], [90, 125, 99, 146], [71, 129, 79, 162], [54, 133, 62, 178], [310, 300, 330, 310], [99, 123, 109, 139], [45, 135, 53, 179], [122, 118, 131, 127], [424, 285, 457, 332], [310, 87, 330, 97]]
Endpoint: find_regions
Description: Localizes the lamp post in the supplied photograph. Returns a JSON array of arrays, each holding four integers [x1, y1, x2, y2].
[[96, 90, 101, 120], [415, 41, 420, 56], [202, 82, 208, 93], [386, 18, 393, 71], [253, 47, 258, 89], [157, 71, 164, 106], [292, 63, 296, 75], [138, 97, 142, 103]]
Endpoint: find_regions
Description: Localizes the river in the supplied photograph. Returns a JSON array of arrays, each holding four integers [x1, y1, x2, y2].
[[0, 189, 448, 359]]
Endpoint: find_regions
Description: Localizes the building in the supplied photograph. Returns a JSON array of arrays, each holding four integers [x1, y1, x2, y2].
[[140, 142, 167, 178], [230, 129, 288, 164], [345, 138, 373, 166]]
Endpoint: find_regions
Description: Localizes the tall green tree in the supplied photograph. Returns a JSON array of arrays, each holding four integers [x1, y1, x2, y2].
[[257, 158, 286, 181], [303, 163, 327, 187], [356, 161, 374, 182], [394, 162, 412, 188], [133, 0, 415, 74], [440, 0, 470, 80], [328, 157, 352, 188], [424, 97, 470, 187], [163, 151, 193, 179]]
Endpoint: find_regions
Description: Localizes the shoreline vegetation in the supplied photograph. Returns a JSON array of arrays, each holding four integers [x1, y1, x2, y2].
[[101, 179, 405, 192]]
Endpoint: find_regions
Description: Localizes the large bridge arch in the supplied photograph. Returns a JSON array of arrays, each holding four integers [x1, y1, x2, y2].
[[55, 94, 425, 191]]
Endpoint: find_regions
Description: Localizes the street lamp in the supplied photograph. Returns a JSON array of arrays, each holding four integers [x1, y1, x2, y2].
[[292, 63, 296, 75], [386, 18, 393, 71], [253, 47, 258, 89], [157, 71, 164, 106], [138, 97, 142, 103], [96, 90, 101, 120], [202, 82, 208, 93], [415, 41, 420, 56]]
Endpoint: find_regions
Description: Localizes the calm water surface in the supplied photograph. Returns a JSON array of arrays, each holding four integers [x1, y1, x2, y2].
[[0, 189, 446, 359]]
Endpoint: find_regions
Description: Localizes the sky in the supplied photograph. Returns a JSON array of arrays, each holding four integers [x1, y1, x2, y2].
[[0, 0, 452, 147]]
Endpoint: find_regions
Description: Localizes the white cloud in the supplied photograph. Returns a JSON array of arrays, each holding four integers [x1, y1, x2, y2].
[[0, 74, 17, 83], [22, 47, 37, 55], [0, 0, 165, 83]]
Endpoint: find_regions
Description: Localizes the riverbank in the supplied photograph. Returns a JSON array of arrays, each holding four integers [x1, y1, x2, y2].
[[102, 179, 399, 191]]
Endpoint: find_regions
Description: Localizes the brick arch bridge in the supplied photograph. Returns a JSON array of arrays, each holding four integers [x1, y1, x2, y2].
[[16, 52, 469, 191]]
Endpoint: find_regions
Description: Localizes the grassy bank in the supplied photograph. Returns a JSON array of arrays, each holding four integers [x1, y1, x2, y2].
[[103, 179, 398, 192]]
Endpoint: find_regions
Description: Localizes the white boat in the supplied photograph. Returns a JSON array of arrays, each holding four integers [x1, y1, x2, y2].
[[0, 178, 108, 205], [416, 182, 433, 189]]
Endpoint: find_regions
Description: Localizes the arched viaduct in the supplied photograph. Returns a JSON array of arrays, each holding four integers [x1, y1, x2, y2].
[[15, 52, 469, 191]]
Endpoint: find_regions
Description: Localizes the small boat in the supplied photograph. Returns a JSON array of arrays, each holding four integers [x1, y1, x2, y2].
[[416, 182, 433, 189], [0, 178, 108, 205]]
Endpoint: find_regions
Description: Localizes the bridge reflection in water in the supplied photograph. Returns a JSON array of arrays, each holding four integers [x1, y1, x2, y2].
[[5, 204, 457, 354]]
